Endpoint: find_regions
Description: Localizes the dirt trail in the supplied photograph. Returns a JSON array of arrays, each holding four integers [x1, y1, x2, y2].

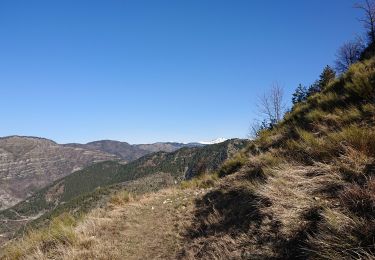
[[58, 188, 208, 260], [2, 164, 340, 259]]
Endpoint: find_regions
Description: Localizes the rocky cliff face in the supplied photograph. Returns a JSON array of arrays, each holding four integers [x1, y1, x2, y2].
[[0, 136, 118, 210]]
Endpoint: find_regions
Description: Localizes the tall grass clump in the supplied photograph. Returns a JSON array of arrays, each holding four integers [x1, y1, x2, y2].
[[344, 59, 375, 102], [217, 153, 247, 177], [328, 125, 375, 157], [308, 208, 375, 259], [339, 179, 375, 218], [180, 172, 219, 189], [284, 128, 333, 163], [2, 213, 78, 259], [109, 190, 132, 206]]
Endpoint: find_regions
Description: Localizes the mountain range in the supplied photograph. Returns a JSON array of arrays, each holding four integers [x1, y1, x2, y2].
[[0, 136, 226, 210], [0, 138, 247, 245], [63, 140, 204, 162]]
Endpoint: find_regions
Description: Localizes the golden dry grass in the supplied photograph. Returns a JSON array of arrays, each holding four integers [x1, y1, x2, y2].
[[0, 187, 207, 260]]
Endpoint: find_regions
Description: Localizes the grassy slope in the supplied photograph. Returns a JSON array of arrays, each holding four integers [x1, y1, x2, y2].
[[1, 57, 375, 259]]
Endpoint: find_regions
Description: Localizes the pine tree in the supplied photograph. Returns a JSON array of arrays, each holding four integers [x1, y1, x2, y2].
[[307, 81, 320, 96], [318, 65, 336, 90], [292, 84, 308, 104], [307, 66, 336, 97]]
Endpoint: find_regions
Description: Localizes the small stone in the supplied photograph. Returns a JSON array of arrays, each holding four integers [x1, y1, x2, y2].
[[314, 197, 320, 201]]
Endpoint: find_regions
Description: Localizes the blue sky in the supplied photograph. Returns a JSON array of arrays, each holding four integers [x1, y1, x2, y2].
[[0, 0, 364, 144]]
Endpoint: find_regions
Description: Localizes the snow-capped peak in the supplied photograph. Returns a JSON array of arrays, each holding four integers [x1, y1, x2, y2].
[[199, 138, 228, 145]]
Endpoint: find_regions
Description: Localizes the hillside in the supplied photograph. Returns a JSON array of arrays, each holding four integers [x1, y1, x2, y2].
[[0, 136, 118, 210], [0, 139, 247, 247], [64, 140, 203, 162], [1, 56, 374, 259]]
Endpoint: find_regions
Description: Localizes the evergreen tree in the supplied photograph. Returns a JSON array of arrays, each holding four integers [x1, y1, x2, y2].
[[307, 66, 336, 97], [318, 65, 336, 89], [292, 84, 308, 104], [307, 81, 320, 96]]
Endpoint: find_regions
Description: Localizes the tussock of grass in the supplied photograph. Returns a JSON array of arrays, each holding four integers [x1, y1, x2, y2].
[[344, 60, 375, 102], [308, 207, 375, 259], [2, 213, 78, 259], [336, 147, 373, 184], [328, 125, 375, 157], [339, 179, 375, 218], [284, 129, 331, 163], [284, 125, 375, 164], [180, 172, 219, 190], [109, 190, 132, 206], [248, 150, 284, 168], [217, 154, 247, 177]]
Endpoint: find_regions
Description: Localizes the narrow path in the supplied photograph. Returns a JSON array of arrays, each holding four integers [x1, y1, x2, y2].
[[56, 188, 207, 260]]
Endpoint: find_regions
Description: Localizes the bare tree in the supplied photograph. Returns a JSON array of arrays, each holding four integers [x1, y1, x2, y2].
[[335, 38, 365, 73], [355, 0, 375, 43], [258, 83, 285, 126]]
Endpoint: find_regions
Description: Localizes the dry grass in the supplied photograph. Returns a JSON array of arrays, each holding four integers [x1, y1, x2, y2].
[[180, 172, 219, 190], [108, 190, 132, 206], [1, 213, 78, 260], [217, 153, 247, 177], [0, 187, 203, 260]]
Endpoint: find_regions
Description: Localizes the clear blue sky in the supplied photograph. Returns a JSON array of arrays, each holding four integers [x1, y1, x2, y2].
[[0, 0, 364, 144]]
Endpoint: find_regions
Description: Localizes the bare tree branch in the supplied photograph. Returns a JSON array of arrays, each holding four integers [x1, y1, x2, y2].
[[354, 0, 375, 43], [335, 38, 365, 73]]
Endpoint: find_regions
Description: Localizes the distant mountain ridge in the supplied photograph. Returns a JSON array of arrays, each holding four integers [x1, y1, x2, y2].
[[198, 137, 228, 145], [64, 140, 203, 162]]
